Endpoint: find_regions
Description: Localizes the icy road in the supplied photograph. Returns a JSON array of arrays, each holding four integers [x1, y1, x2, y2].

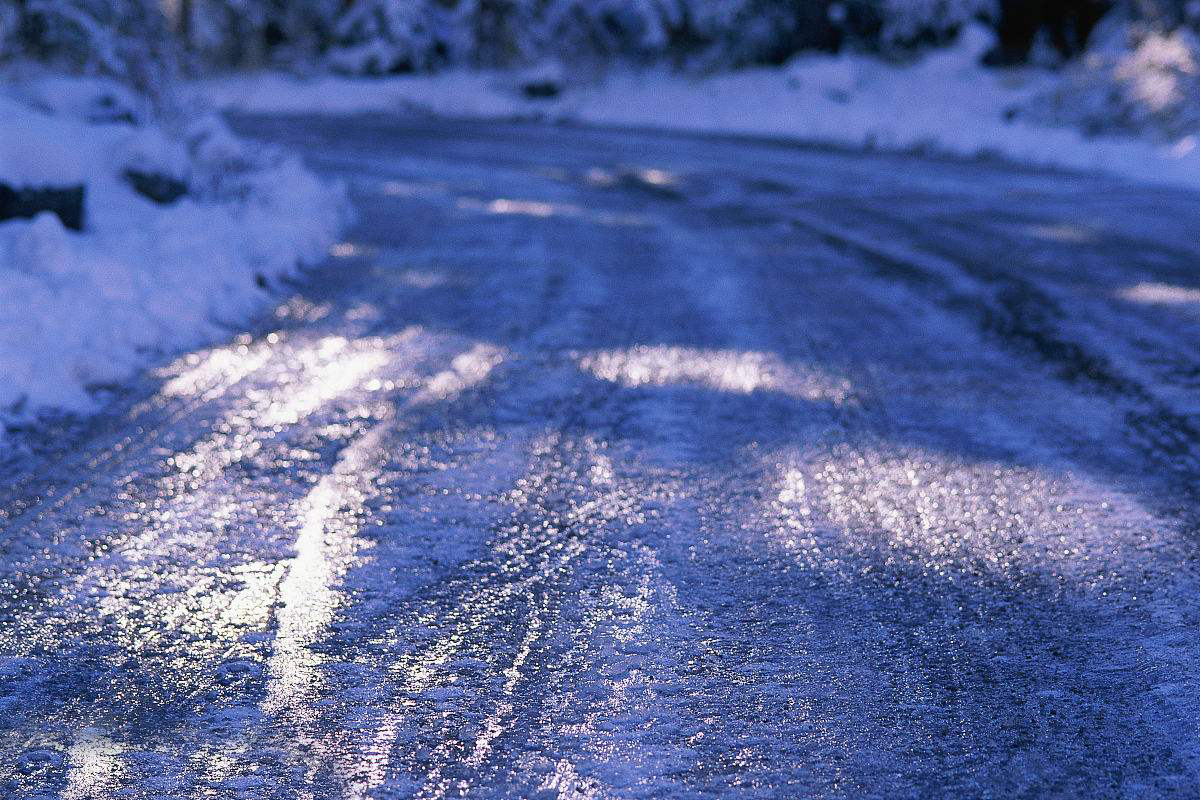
[[5, 117, 1200, 799]]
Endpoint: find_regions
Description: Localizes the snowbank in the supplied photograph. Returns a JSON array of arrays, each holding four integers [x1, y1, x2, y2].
[[194, 25, 1200, 192], [0, 79, 346, 424]]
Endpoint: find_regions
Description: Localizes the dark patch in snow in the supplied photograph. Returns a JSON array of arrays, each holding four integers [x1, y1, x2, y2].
[[0, 182, 85, 230], [521, 80, 562, 99], [123, 169, 189, 205]]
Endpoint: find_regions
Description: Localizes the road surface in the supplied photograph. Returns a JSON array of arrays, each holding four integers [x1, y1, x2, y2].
[[4, 116, 1200, 798]]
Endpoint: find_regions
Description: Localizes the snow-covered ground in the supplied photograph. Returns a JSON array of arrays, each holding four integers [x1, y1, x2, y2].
[[0, 75, 346, 437], [6, 115, 1200, 797], [195, 25, 1200, 191], [5, 22, 1197, 447]]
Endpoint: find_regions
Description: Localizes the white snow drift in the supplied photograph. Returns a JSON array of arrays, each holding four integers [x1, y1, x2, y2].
[[196, 24, 1200, 191], [0, 81, 346, 425]]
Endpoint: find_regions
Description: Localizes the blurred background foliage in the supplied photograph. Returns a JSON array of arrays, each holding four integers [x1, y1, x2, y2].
[[1, 1, 1196, 93]]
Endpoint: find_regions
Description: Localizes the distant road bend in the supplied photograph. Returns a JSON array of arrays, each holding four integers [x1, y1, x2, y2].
[[4, 116, 1200, 798]]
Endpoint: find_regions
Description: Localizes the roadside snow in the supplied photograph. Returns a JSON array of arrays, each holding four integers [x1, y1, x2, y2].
[[1019, 20, 1200, 144], [194, 24, 1200, 191], [0, 80, 346, 426]]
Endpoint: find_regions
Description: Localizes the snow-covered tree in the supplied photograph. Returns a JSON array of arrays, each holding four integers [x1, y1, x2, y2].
[[324, 0, 692, 71], [876, 0, 996, 47], [11, 0, 1192, 78], [0, 2, 19, 60], [688, 0, 839, 66], [532, 0, 686, 60], [3, 0, 177, 98], [1018, 1, 1200, 138], [179, 0, 343, 68], [324, 0, 466, 73]]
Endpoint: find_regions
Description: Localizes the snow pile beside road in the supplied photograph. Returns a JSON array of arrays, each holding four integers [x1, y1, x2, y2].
[[567, 24, 1200, 190], [0, 81, 346, 422], [196, 24, 1200, 191], [194, 68, 528, 118]]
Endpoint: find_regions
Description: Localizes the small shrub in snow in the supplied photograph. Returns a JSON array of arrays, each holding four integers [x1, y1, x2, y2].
[[1018, 18, 1200, 139]]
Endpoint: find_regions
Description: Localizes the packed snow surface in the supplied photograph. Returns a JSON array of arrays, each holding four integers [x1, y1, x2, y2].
[[4, 115, 1200, 797], [196, 25, 1200, 191], [0, 80, 345, 422]]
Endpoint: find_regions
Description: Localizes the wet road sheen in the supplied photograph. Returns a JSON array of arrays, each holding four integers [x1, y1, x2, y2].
[[5, 116, 1200, 798]]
